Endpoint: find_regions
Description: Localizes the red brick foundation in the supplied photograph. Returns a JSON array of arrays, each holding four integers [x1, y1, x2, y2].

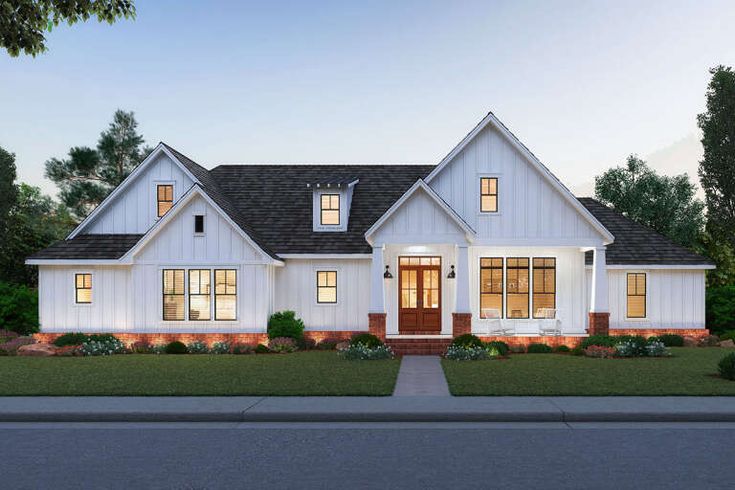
[[611, 328, 710, 338], [452, 313, 472, 337], [476, 335, 585, 348], [368, 313, 387, 340], [588, 312, 610, 336]]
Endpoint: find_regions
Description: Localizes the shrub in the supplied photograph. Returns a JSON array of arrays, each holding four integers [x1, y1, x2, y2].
[[656, 334, 684, 347], [231, 343, 255, 355], [719, 330, 735, 342], [510, 345, 526, 354], [614, 336, 648, 357], [718, 352, 735, 380], [0, 329, 19, 343], [581, 335, 617, 349], [350, 333, 383, 348], [584, 345, 616, 358], [267, 311, 305, 340], [554, 345, 571, 353], [255, 344, 270, 354], [210, 341, 231, 354], [0, 336, 35, 355], [165, 341, 188, 355], [527, 343, 552, 354], [338, 343, 394, 360], [130, 341, 152, 354], [571, 345, 585, 356], [268, 337, 297, 353], [451, 334, 483, 348], [297, 337, 316, 351], [80, 338, 126, 356], [706, 286, 735, 335], [186, 341, 209, 354], [0, 282, 39, 335], [445, 344, 489, 361], [53, 333, 90, 347], [699, 335, 721, 347], [88, 334, 118, 343], [316, 339, 341, 350], [645, 340, 670, 357], [485, 340, 509, 356]]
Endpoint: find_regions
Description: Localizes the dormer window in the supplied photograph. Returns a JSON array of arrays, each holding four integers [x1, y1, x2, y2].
[[320, 194, 340, 226], [157, 184, 174, 217], [480, 177, 498, 213]]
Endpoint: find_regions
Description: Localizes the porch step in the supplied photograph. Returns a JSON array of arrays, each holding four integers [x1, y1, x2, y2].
[[386, 338, 453, 356]]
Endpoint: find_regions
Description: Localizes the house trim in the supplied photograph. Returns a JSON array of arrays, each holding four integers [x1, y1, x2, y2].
[[584, 264, 715, 270]]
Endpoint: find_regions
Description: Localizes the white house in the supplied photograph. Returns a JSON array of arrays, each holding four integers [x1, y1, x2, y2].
[[27, 112, 714, 351]]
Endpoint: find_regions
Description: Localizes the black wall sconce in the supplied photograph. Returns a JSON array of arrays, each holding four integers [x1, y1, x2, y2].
[[447, 265, 456, 279], [383, 265, 393, 279]]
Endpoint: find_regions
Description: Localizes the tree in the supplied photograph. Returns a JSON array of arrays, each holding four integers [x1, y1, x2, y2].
[[0, 145, 18, 234], [0, 0, 136, 57], [594, 155, 705, 249], [698, 65, 735, 248], [45, 109, 151, 219]]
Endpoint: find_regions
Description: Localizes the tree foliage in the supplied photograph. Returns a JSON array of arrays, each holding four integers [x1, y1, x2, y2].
[[594, 155, 705, 249], [698, 65, 735, 248], [0, 0, 136, 57], [45, 109, 151, 220], [0, 145, 18, 234]]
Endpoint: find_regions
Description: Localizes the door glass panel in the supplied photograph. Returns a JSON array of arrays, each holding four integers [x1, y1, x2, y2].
[[401, 270, 417, 308], [422, 270, 440, 309]]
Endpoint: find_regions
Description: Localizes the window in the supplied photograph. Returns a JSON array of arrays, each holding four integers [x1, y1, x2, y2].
[[194, 215, 204, 234], [479, 258, 503, 318], [75, 273, 92, 304], [214, 269, 237, 320], [506, 258, 529, 318], [480, 177, 498, 213], [320, 194, 340, 225], [627, 273, 646, 318], [157, 184, 174, 217], [188, 269, 211, 321], [162, 269, 185, 320], [316, 271, 337, 304], [533, 258, 556, 317]]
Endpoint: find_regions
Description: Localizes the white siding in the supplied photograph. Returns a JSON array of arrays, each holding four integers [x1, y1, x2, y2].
[[86, 152, 195, 234], [274, 259, 370, 331], [429, 124, 604, 244]]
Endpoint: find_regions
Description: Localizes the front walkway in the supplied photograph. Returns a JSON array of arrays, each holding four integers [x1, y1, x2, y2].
[[392, 356, 450, 396]]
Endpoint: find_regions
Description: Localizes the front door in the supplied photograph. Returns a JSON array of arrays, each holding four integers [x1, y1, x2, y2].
[[399, 256, 442, 333]]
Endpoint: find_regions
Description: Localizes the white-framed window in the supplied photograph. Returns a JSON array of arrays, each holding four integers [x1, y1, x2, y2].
[[74, 273, 92, 304], [316, 270, 338, 304], [320, 194, 340, 226]]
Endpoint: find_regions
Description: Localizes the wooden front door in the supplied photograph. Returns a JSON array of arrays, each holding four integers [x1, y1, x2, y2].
[[399, 256, 442, 333]]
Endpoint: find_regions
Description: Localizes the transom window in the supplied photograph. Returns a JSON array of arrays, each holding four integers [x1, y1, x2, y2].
[[162, 269, 185, 320], [75, 273, 92, 304], [316, 271, 337, 304], [480, 258, 503, 318], [320, 194, 340, 225], [215, 269, 237, 320], [627, 273, 646, 318], [506, 258, 529, 319], [532, 258, 556, 317], [399, 257, 441, 266], [157, 184, 174, 217], [188, 269, 211, 321], [480, 177, 498, 213]]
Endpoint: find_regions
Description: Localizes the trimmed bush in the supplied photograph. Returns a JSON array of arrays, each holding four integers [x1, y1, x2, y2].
[[267, 311, 305, 340], [187, 341, 209, 354], [571, 346, 585, 356], [254, 343, 270, 354], [657, 334, 684, 347], [231, 343, 255, 355], [0, 282, 38, 335], [645, 340, 670, 357], [581, 335, 617, 349], [718, 352, 735, 380], [210, 341, 231, 354], [268, 337, 297, 353], [297, 337, 316, 351], [316, 339, 341, 350], [53, 333, 89, 347], [554, 345, 571, 353], [485, 340, 509, 356], [584, 345, 616, 358], [445, 344, 489, 361], [706, 286, 735, 335], [451, 334, 483, 348], [338, 343, 394, 360], [614, 336, 648, 357], [350, 333, 383, 348], [80, 338, 126, 356], [88, 334, 119, 343], [510, 345, 526, 354], [165, 341, 188, 355], [527, 343, 553, 354]]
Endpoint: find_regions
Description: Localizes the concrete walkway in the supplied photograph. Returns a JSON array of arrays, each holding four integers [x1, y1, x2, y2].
[[393, 356, 450, 396]]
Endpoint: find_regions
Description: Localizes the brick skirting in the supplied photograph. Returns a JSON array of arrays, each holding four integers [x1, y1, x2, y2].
[[610, 328, 710, 338]]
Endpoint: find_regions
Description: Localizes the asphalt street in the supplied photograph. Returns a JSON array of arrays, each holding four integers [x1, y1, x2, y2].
[[0, 421, 732, 489]]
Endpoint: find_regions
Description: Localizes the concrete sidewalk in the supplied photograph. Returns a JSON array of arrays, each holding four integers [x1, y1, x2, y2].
[[3, 396, 735, 423]]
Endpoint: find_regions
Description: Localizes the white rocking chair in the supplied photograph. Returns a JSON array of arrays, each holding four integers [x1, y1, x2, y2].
[[537, 308, 562, 336], [482, 308, 515, 336]]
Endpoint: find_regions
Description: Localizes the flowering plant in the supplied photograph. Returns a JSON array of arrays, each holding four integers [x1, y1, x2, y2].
[[186, 341, 209, 354], [210, 341, 231, 354], [80, 338, 126, 356], [268, 337, 298, 353], [584, 345, 616, 358], [644, 340, 670, 357], [444, 344, 489, 361], [338, 342, 394, 360]]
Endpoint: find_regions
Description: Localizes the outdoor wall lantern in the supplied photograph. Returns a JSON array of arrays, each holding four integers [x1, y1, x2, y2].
[[383, 265, 393, 279], [447, 265, 456, 279]]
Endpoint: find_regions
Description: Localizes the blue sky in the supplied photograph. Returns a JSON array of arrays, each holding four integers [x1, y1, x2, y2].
[[1, 0, 733, 197]]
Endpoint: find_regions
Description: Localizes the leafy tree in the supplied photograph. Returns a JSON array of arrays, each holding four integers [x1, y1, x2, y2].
[[0, 145, 18, 234], [45, 109, 151, 219], [594, 155, 705, 249], [698, 65, 735, 248], [0, 0, 136, 57], [699, 232, 735, 287]]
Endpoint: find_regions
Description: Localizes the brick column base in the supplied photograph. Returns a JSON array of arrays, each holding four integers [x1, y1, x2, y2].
[[368, 313, 387, 340], [452, 313, 472, 337], [588, 312, 610, 336]]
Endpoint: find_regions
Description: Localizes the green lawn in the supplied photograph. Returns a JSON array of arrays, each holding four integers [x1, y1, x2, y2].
[[0, 352, 400, 396], [442, 348, 735, 396]]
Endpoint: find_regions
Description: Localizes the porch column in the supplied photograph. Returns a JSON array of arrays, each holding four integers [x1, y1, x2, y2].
[[589, 246, 610, 335], [452, 244, 472, 337], [368, 245, 387, 340]]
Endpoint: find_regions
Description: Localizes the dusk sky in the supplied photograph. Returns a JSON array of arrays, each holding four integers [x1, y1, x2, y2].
[[1, 0, 733, 197]]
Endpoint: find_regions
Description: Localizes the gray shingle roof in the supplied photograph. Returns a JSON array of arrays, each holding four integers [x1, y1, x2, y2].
[[28, 234, 143, 259], [578, 197, 713, 266]]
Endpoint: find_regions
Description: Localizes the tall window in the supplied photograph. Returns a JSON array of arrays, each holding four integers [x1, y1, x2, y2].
[[506, 258, 529, 318], [320, 194, 340, 225], [75, 273, 92, 304], [532, 258, 556, 317], [157, 184, 174, 217], [627, 273, 646, 318], [479, 258, 503, 318], [480, 177, 498, 213], [214, 269, 237, 320], [316, 271, 337, 304], [188, 269, 211, 321], [194, 215, 205, 234], [162, 269, 185, 320]]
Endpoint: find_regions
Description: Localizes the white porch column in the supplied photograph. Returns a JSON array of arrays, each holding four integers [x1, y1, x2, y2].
[[455, 245, 471, 313], [369, 245, 386, 313], [590, 247, 609, 312]]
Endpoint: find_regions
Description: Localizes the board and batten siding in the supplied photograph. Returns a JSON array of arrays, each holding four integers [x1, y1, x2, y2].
[[428, 125, 603, 244], [273, 259, 370, 331], [86, 152, 195, 234]]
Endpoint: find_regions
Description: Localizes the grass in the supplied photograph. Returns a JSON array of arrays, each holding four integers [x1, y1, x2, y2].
[[0, 351, 400, 396], [442, 347, 735, 396]]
